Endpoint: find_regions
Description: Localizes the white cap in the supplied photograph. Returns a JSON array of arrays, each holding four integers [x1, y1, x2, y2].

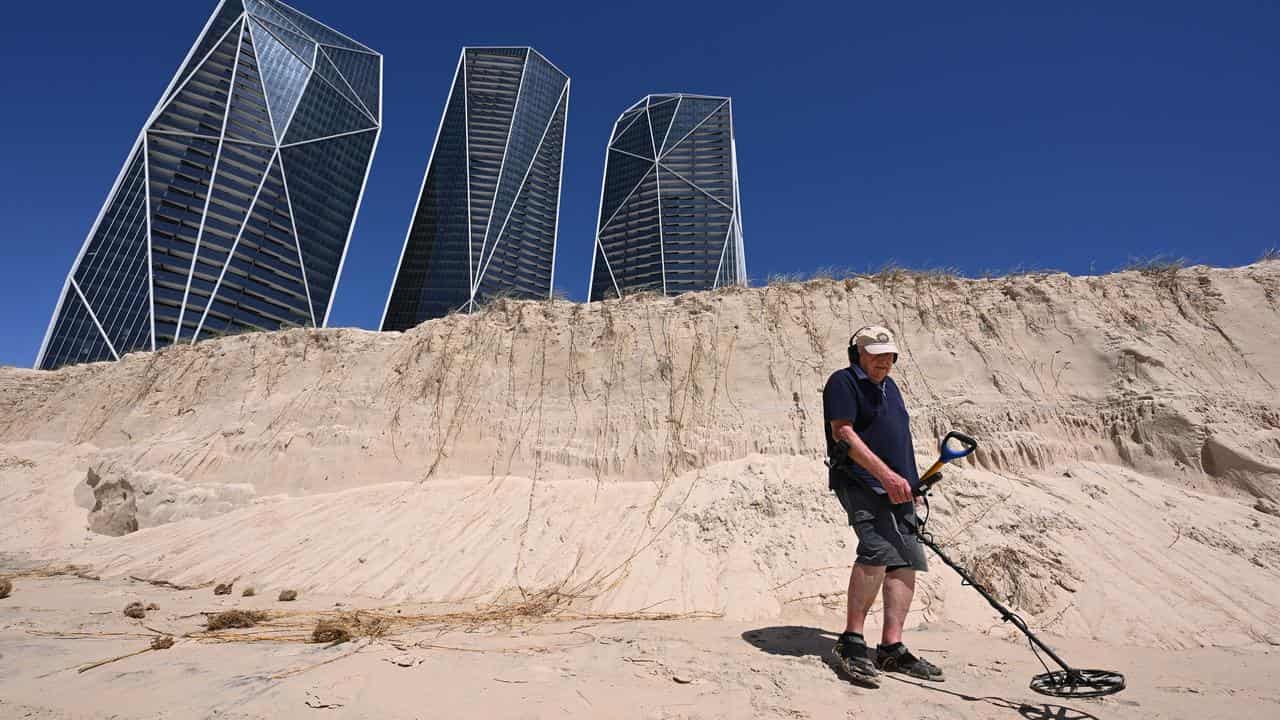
[[852, 325, 899, 355]]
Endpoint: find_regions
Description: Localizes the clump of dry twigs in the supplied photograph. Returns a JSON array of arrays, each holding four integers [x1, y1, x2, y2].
[[206, 609, 269, 631], [214, 582, 233, 596], [242, 587, 256, 597], [278, 589, 298, 602], [123, 601, 146, 619], [310, 619, 352, 644], [0, 578, 11, 599]]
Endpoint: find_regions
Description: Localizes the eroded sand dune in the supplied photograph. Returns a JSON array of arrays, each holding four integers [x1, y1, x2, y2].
[[2, 263, 1280, 718]]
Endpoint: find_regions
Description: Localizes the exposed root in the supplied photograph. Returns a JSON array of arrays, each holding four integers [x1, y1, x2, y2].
[[77, 647, 154, 674]]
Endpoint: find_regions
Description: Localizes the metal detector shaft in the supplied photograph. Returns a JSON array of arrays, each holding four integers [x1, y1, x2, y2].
[[910, 431, 1123, 696], [916, 534, 1076, 675]]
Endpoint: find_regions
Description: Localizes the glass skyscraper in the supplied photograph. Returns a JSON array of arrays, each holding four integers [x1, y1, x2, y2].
[[36, 0, 382, 370], [588, 94, 746, 301], [381, 47, 569, 331]]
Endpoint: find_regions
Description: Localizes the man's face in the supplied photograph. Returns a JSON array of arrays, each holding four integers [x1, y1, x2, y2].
[[858, 347, 895, 383]]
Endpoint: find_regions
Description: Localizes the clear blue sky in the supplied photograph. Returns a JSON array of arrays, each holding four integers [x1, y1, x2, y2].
[[1, 1, 1276, 368]]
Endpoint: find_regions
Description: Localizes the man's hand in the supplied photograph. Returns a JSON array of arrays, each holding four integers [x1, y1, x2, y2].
[[879, 471, 913, 504]]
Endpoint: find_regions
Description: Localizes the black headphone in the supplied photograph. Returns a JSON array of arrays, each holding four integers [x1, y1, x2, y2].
[[848, 326, 871, 366]]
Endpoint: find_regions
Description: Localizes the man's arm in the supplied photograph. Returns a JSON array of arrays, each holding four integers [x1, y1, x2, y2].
[[830, 420, 913, 504]]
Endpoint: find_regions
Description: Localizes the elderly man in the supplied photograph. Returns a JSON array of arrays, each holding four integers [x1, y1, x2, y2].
[[823, 326, 943, 687]]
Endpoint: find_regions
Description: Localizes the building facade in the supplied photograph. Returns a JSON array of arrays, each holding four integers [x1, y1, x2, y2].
[[382, 47, 569, 331], [588, 94, 745, 301], [36, 0, 382, 370]]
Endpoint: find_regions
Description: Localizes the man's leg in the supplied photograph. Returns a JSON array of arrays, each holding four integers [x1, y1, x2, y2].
[[845, 563, 886, 635], [876, 566, 944, 680], [880, 567, 915, 645], [833, 562, 885, 687]]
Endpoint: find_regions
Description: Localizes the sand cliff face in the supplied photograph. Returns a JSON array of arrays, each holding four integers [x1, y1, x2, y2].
[[2, 262, 1278, 648]]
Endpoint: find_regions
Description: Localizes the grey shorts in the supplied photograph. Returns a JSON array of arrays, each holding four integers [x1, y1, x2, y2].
[[833, 481, 928, 572]]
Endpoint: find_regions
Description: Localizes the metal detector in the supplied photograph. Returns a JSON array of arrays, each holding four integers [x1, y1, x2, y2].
[[914, 431, 1126, 698]]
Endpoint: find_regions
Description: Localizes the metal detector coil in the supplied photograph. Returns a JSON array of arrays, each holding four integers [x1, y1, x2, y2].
[[915, 431, 1127, 698]]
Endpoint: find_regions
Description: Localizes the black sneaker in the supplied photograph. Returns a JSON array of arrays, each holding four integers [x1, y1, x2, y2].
[[875, 643, 944, 681], [830, 636, 880, 688]]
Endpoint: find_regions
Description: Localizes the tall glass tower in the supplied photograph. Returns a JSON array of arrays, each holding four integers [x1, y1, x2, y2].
[[36, 0, 382, 370], [588, 94, 745, 301], [381, 47, 569, 332]]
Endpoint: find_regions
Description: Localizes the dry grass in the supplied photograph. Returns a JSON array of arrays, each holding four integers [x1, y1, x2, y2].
[[187, 574, 719, 647], [0, 578, 11, 599], [1125, 255, 1187, 289], [1261, 246, 1279, 263], [205, 609, 269, 631], [311, 619, 352, 644], [6, 564, 99, 582], [765, 271, 807, 286], [760, 262, 967, 290]]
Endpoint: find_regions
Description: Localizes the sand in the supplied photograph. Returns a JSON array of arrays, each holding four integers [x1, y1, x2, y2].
[[2, 260, 1278, 718]]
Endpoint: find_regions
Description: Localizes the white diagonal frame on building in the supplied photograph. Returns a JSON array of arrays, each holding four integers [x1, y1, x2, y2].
[[712, 221, 733, 288], [476, 49, 531, 285], [609, 146, 654, 163], [647, 103, 667, 295], [728, 99, 746, 283], [548, 79, 569, 298], [659, 99, 729, 161], [597, 165, 657, 235], [325, 104, 383, 326], [473, 81, 569, 296], [319, 45, 377, 120], [655, 161, 735, 213], [88, 152, 151, 352], [142, 139, 157, 350], [70, 279, 120, 360], [658, 96, 682, 155], [175, 20, 249, 341], [276, 149, 318, 327], [192, 149, 285, 340]]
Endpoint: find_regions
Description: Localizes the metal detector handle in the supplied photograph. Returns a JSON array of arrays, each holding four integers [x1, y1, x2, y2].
[[918, 431, 979, 490]]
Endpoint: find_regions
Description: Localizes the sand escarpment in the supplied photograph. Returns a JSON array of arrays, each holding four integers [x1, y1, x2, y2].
[[1, 261, 1278, 648]]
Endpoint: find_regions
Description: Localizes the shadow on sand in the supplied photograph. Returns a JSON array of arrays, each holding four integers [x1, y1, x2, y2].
[[740, 626, 1101, 720]]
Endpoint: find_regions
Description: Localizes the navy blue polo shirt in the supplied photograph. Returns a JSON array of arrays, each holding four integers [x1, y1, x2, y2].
[[822, 364, 920, 494]]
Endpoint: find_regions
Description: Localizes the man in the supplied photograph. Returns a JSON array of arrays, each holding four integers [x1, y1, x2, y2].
[[823, 325, 943, 687]]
